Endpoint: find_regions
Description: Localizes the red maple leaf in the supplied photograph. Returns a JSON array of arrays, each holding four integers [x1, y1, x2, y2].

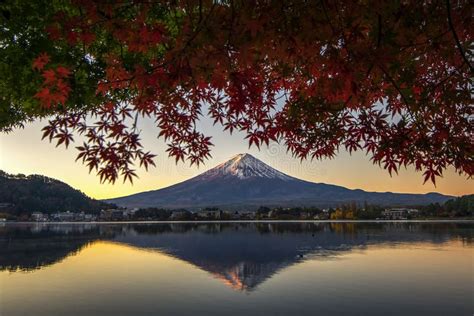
[[32, 53, 50, 71]]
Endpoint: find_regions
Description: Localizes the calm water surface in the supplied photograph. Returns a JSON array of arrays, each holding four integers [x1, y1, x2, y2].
[[0, 222, 473, 316]]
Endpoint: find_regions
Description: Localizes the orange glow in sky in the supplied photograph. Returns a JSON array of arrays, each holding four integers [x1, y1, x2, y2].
[[0, 119, 472, 199]]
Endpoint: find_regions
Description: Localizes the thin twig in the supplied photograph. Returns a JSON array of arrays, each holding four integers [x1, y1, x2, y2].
[[446, 0, 473, 73]]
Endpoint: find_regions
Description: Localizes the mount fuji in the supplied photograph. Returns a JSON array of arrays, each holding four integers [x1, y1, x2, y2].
[[106, 153, 452, 209]]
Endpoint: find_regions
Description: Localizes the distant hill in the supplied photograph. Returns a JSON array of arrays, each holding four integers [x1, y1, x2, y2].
[[0, 170, 113, 215], [106, 153, 453, 210]]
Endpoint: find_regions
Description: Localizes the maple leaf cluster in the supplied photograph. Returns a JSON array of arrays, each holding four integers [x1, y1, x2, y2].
[[32, 54, 71, 109], [14, 0, 474, 184]]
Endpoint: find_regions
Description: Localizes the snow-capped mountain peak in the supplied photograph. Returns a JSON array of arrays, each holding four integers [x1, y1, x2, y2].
[[107, 151, 453, 209], [201, 153, 293, 180]]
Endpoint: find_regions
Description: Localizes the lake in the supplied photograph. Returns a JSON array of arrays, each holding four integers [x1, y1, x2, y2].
[[0, 221, 472, 316]]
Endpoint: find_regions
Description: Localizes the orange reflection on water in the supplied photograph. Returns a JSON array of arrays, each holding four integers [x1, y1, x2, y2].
[[1, 236, 473, 316]]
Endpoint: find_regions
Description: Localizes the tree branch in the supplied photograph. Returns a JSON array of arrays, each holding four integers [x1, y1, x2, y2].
[[378, 64, 410, 107], [446, 0, 473, 73]]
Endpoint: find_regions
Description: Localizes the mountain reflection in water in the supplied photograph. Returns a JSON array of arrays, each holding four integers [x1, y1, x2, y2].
[[1, 222, 472, 292]]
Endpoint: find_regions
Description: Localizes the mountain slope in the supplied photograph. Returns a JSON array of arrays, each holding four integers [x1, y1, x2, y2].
[[0, 170, 113, 214], [106, 153, 452, 209]]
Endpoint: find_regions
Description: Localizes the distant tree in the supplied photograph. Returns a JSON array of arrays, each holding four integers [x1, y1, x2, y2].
[[330, 209, 344, 220], [175, 210, 194, 221], [133, 208, 172, 220], [256, 206, 271, 215], [330, 208, 357, 220], [357, 204, 384, 219], [345, 211, 354, 220], [443, 195, 473, 217], [420, 195, 474, 218]]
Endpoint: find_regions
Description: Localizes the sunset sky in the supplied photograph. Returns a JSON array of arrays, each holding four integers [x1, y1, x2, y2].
[[0, 115, 472, 200]]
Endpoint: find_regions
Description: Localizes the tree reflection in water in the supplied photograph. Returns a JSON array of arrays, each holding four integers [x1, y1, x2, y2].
[[1, 222, 472, 291]]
